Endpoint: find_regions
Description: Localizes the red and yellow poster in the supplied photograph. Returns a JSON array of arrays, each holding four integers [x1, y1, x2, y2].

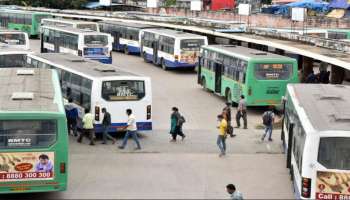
[[316, 171, 350, 200], [0, 152, 54, 182]]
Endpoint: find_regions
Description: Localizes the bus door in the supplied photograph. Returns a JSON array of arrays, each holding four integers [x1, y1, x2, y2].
[[112, 31, 120, 51], [197, 56, 202, 84], [215, 63, 223, 93], [152, 40, 158, 64], [53, 35, 60, 53], [287, 123, 294, 171]]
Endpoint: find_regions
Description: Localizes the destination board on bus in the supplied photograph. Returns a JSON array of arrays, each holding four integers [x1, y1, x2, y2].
[[255, 63, 292, 80]]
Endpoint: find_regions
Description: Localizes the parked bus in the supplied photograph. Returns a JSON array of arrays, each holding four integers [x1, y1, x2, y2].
[[42, 18, 100, 32], [198, 45, 298, 106], [0, 68, 68, 193], [282, 84, 350, 199], [99, 21, 158, 54], [27, 53, 152, 133], [140, 29, 208, 70], [0, 29, 30, 50], [0, 46, 30, 68], [0, 9, 52, 37], [40, 25, 113, 64]]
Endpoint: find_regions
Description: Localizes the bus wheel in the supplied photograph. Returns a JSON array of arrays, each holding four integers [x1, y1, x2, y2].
[[201, 77, 207, 91], [143, 52, 148, 63], [161, 59, 168, 70], [124, 46, 129, 55]]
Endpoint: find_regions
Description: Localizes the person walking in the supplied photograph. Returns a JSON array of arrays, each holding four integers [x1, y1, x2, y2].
[[169, 107, 186, 142], [261, 107, 275, 142], [226, 184, 244, 200], [118, 109, 141, 150], [101, 108, 116, 144], [64, 97, 78, 136], [217, 114, 227, 157], [235, 95, 247, 129], [223, 102, 235, 137], [77, 108, 95, 145]]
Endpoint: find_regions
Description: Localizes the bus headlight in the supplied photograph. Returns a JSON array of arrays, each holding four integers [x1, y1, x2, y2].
[[147, 105, 151, 120], [103, 48, 108, 56], [301, 177, 311, 198], [95, 106, 100, 121]]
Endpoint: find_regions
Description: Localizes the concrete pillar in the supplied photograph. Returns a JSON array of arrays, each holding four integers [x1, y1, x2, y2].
[[330, 65, 345, 84], [301, 56, 314, 82]]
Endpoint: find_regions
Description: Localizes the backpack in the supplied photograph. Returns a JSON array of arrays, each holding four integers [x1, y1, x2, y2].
[[262, 111, 272, 126], [178, 115, 186, 125]]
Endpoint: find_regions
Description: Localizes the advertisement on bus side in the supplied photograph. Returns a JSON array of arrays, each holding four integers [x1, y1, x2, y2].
[[180, 51, 198, 64], [316, 171, 350, 200], [0, 152, 55, 182]]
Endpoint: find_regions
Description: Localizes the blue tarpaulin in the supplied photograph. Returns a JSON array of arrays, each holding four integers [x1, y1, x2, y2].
[[329, 0, 349, 9], [85, 2, 103, 9], [274, 0, 329, 15]]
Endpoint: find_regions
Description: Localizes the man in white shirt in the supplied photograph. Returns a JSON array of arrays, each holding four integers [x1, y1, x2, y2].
[[226, 184, 243, 200], [118, 109, 141, 150]]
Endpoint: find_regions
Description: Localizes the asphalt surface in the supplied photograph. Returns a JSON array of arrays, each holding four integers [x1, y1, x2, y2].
[[2, 40, 294, 199]]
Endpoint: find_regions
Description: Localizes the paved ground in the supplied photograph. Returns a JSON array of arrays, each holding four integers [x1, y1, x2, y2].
[[4, 40, 294, 199]]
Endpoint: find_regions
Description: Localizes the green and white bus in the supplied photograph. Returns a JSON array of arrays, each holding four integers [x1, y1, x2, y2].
[[198, 45, 299, 106], [0, 9, 52, 37], [0, 68, 68, 193]]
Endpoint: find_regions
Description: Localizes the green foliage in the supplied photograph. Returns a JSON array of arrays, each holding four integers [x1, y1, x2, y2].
[[6, 0, 89, 9], [164, 0, 176, 7]]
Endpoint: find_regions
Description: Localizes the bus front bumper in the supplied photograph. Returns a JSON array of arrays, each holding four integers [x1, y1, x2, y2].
[[93, 122, 153, 133]]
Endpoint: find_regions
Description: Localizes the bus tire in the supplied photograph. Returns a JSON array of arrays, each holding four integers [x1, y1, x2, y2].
[[201, 77, 207, 91], [124, 46, 129, 55], [161, 59, 168, 70], [143, 52, 149, 63], [225, 88, 232, 104]]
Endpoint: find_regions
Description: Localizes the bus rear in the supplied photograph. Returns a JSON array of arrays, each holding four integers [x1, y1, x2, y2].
[[174, 37, 207, 68], [93, 77, 152, 132], [305, 134, 350, 200], [0, 115, 68, 193], [246, 60, 298, 106], [82, 33, 113, 64]]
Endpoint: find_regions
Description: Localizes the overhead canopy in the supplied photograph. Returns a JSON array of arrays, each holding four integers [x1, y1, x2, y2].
[[275, 0, 329, 15], [329, 0, 349, 9]]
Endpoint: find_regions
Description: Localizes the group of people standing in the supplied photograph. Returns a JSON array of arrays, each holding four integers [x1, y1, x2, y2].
[[64, 98, 141, 150]]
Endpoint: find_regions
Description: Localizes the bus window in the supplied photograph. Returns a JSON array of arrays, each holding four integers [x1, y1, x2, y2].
[[254, 63, 293, 80], [84, 35, 108, 46], [0, 33, 26, 45], [77, 24, 97, 31], [318, 137, 350, 170], [0, 54, 26, 68], [180, 39, 204, 51], [0, 120, 57, 148], [102, 80, 145, 101]]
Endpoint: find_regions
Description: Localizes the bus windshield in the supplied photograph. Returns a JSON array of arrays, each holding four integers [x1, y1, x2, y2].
[[0, 120, 57, 148], [77, 24, 97, 31], [318, 137, 350, 170], [102, 80, 145, 101], [0, 33, 26, 45], [180, 39, 205, 51], [254, 63, 293, 80], [84, 35, 108, 46], [0, 54, 27, 68]]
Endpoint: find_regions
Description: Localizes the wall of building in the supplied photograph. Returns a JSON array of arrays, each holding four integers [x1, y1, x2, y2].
[[147, 8, 350, 29]]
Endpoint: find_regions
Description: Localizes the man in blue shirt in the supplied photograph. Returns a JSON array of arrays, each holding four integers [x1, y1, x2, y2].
[[65, 97, 79, 137], [35, 154, 53, 173]]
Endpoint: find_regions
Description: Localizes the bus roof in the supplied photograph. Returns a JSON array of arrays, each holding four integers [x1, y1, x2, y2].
[[0, 68, 60, 112], [42, 18, 98, 25], [288, 84, 350, 131], [202, 45, 296, 61], [41, 25, 105, 35], [143, 28, 206, 39], [0, 9, 50, 15], [30, 53, 139, 78], [99, 20, 159, 29], [0, 28, 27, 34], [0, 46, 30, 54]]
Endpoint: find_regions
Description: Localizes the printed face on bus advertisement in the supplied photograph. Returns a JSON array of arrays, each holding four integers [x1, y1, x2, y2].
[[316, 171, 350, 200], [0, 152, 54, 182]]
